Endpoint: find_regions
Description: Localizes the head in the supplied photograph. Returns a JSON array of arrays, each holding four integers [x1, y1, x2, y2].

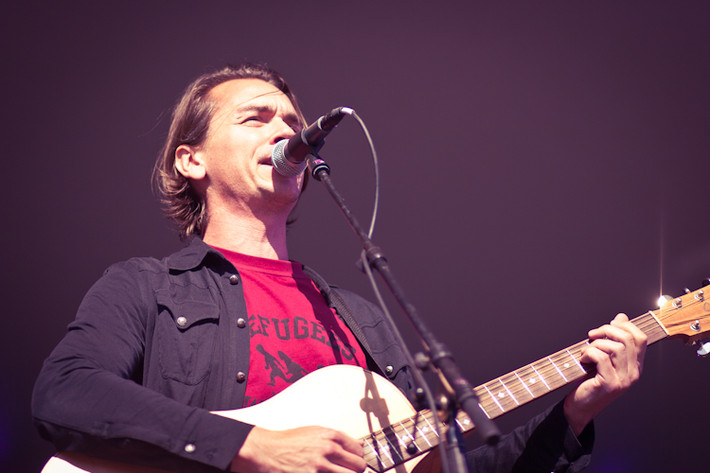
[[153, 63, 307, 239]]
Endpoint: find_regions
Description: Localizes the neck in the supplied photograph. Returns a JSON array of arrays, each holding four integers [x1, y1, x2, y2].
[[202, 204, 290, 260]]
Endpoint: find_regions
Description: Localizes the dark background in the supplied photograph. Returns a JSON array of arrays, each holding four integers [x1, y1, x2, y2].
[[3, 1, 709, 472]]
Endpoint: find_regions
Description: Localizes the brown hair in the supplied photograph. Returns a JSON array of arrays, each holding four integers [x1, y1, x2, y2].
[[152, 63, 306, 239]]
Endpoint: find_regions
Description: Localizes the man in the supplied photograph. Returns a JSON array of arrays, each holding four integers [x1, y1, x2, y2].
[[33, 63, 646, 473]]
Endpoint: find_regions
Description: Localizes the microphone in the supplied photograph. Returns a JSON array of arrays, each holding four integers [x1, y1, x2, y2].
[[271, 106, 352, 176]]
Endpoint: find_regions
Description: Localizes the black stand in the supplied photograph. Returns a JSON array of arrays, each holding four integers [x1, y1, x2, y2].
[[307, 156, 500, 473]]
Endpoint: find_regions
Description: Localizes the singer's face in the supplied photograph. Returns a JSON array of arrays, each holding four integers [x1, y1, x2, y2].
[[192, 79, 304, 213]]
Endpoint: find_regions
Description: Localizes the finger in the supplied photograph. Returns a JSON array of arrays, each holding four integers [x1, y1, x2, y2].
[[586, 338, 631, 379], [329, 430, 364, 457], [586, 338, 626, 357], [581, 339, 625, 372], [588, 322, 641, 351], [579, 345, 616, 385], [610, 313, 647, 342], [328, 450, 367, 473], [322, 430, 367, 473], [590, 314, 646, 345], [611, 319, 648, 364], [583, 334, 645, 390], [588, 317, 647, 372], [580, 344, 625, 391]]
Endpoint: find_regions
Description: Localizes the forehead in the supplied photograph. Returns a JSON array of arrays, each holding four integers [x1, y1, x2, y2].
[[207, 78, 296, 115]]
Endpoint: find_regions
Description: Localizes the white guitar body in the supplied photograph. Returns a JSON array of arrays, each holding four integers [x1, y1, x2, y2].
[[42, 365, 428, 473]]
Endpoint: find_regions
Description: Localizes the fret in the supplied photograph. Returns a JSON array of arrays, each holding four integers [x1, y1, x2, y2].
[[418, 412, 443, 449], [553, 350, 581, 380], [497, 377, 520, 407], [409, 422, 433, 452], [502, 371, 535, 405], [513, 370, 536, 402], [396, 420, 426, 457], [515, 364, 549, 397], [419, 412, 436, 441], [530, 361, 552, 391], [372, 440, 393, 470], [371, 434, 395, 468], [455, 411, 475, 431], [547, 355, 568, 382], [482, 383, 505, 415], [635, 311, 668, 344], [363, 437, 386, 472], [477, 402, 491, 420], [381, 427, 406, 465], [395, 421, 412, 451], [566, 348, 586, 373], [383, 433, 405, 457], [486, 381, 514, 412], [385, 430, 405, 462]]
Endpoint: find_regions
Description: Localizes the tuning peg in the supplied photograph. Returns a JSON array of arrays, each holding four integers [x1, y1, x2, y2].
[[703, 278, 710, 288], [696, 340, 710, 357], [657, 294, 683, 308]]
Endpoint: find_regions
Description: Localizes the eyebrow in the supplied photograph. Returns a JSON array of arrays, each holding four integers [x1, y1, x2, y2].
[[234, 103, 301, 128], [234, 103, 273, 114]]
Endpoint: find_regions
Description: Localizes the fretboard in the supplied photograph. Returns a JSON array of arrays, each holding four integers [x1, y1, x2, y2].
[[361, 311, 668, 472]]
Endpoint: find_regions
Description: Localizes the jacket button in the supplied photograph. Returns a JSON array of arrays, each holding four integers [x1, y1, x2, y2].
[[184, 443, 196, 453], [176, 316, 187, 327], [385, 365, 394, 376], [236, 371, 246, 383], [237, 318, 246, 328], [229, 274, 240, 285]]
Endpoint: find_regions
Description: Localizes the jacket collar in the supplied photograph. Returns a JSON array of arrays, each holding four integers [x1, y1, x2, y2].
[[165, 237, 224, 271]]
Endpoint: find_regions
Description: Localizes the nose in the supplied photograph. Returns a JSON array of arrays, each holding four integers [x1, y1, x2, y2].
[[270, 117, 298, 145]]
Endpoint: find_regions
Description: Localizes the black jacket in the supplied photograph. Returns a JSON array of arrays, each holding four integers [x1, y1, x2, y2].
[[33, 238, 592, 472]]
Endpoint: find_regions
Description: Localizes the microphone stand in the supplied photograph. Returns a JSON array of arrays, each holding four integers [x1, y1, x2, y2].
[[307, 155, 501, 473]]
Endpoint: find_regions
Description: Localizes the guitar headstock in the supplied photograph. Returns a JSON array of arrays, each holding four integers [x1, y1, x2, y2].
[[655, 285, 710, 345]]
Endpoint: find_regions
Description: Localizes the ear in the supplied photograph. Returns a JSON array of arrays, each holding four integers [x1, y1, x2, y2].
[[175, 145, 206, 181]]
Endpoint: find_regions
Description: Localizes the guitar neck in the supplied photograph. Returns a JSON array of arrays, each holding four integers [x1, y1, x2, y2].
[[361, 311, 668, 472], [466, 311, 667, 425]]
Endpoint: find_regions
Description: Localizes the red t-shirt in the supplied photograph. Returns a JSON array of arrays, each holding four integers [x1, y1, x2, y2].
[[213, 247, 368, 407]]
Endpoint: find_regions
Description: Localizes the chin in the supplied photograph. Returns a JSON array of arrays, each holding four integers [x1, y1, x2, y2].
[[272, 174, 304, 195], [265, 182, 301, 203]]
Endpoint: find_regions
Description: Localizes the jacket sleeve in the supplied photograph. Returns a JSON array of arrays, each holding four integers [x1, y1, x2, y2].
[[465, 400, 594, 473], [32, 261, 251, 472]]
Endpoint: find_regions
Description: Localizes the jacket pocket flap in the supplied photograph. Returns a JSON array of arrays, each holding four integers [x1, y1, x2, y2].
[[156, 294, 220, 330]]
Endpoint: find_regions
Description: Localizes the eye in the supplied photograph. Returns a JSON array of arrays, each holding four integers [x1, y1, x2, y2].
[[241, 115, 264, 125]]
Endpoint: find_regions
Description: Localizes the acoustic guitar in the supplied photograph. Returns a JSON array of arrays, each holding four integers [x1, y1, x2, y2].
[[42, 286, 710, 473]]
